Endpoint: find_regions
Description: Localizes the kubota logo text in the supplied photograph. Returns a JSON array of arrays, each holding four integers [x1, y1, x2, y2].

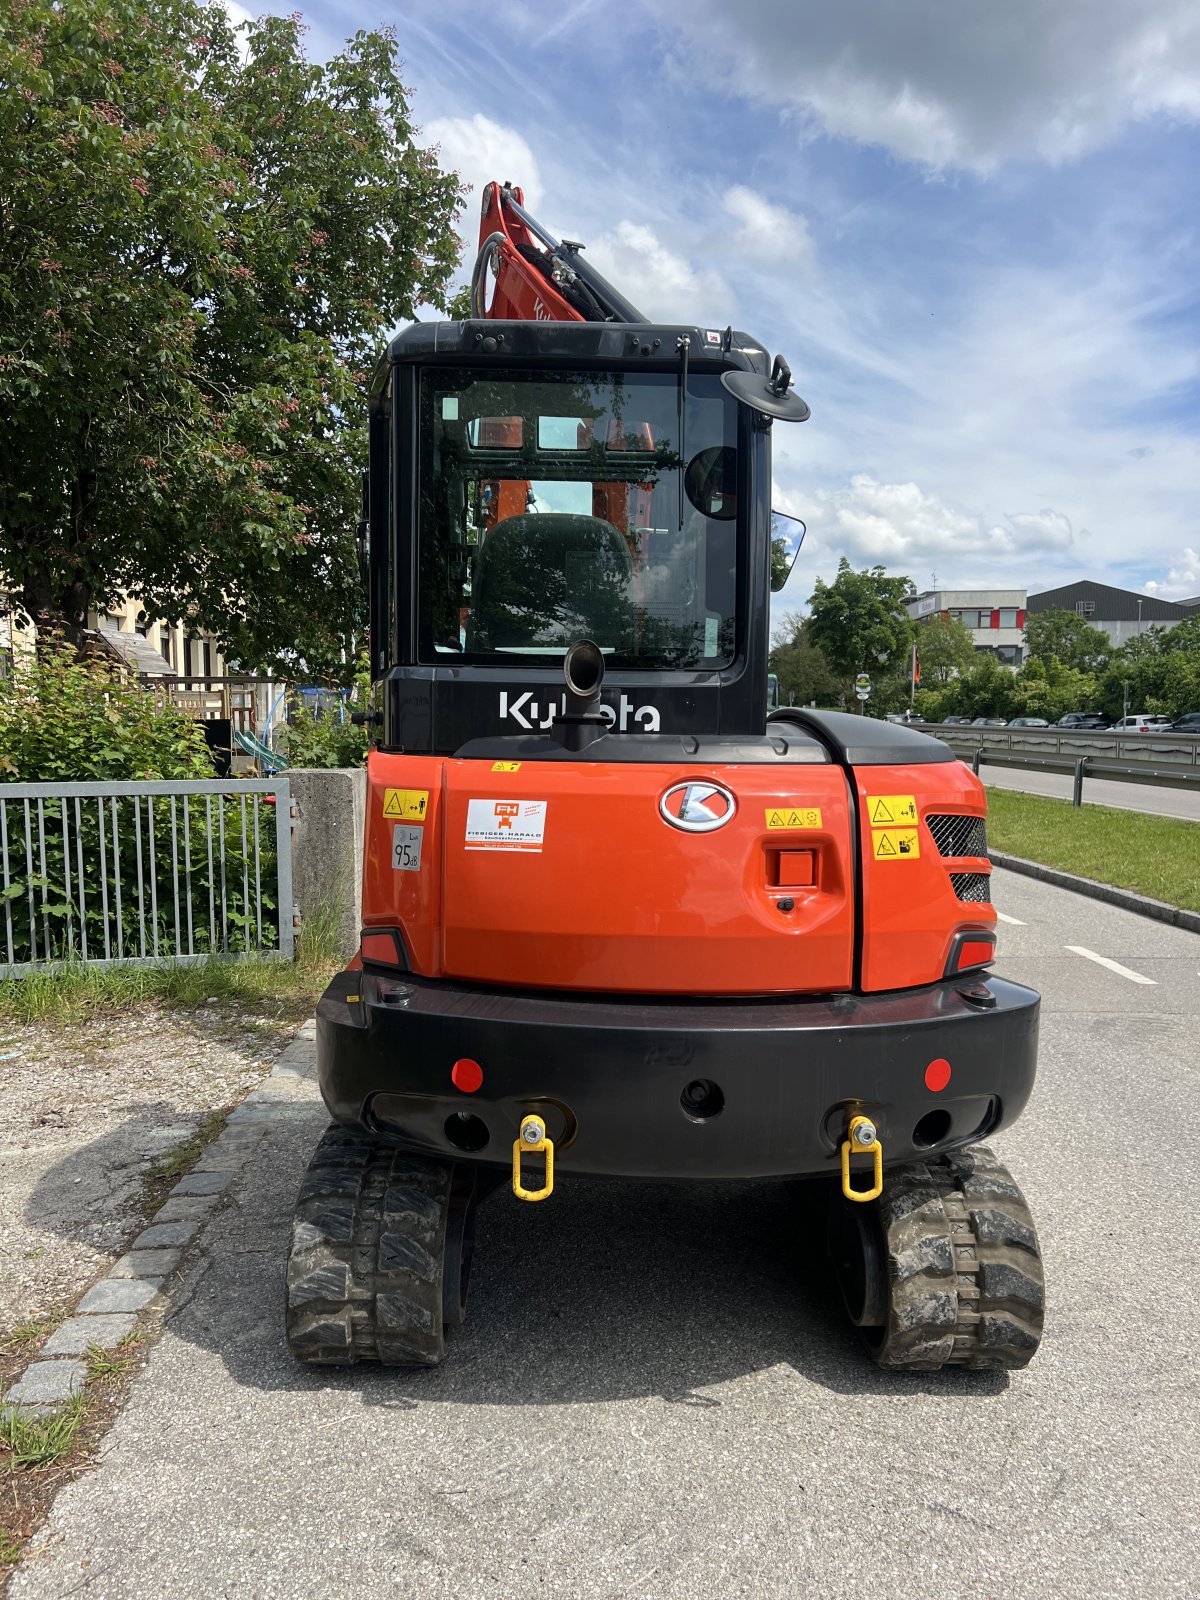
[[499, 691, 661, 733]]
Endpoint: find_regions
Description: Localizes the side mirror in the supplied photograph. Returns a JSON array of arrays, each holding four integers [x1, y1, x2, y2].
[[770, 510, 806, 592]]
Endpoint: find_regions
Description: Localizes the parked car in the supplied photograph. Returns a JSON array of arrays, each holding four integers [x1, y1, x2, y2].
[[1169, 712, 1200, 733], [1112, 714, 1172, 732], [1007, 717, 1049, 728], [1054, 712, 1112, 729], [970, 717, 1008, 727], [941, 715, 973, 725]]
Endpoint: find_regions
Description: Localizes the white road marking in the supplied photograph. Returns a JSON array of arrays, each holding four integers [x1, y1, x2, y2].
[[1065, 946, 1157, 986], [995, 911, 1025, 925]]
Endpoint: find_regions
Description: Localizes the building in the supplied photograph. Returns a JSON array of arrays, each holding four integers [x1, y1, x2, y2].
[[906, 588, 1027, 667], [1026, 581, 1200, 649]]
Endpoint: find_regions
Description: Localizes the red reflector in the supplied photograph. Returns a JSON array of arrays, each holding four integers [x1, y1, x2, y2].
[[361, 930, 401, 967], [925, 1057, 952, 1092], [958, 940, 995, 971], [451, 1058, 483, 1094]]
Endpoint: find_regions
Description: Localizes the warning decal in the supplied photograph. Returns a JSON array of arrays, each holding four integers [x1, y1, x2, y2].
[[465, 798, 547, 852], [866, 794, 917, 827], [873, 828, 920, 862], [491, 761, 522, 773], [383, 788, 429, 822], [765, 807, 823, 830]]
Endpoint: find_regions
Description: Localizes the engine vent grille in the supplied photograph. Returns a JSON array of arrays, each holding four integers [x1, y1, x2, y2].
[[949, 872, 992, 904], [927, 813, 988, 858]]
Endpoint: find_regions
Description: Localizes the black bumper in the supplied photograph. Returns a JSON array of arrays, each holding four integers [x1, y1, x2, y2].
[[316, 969, 1039, 1181]]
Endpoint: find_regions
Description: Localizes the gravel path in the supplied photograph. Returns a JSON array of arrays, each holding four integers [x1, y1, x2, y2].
[[0, 1002, 300, 1342]]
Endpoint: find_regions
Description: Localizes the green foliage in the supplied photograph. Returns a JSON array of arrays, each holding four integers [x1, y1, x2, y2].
[[280, 704, 368, 769], [768, 614, 841, 707], [770, 535, 792, 592], [915, 615, 976, 685], [806, 559, 915, 692], [0, 0, 464, 678], [1023, 609, 1111, 673], [1096, 618, 1200, 719], [0, 645, 211, 782]]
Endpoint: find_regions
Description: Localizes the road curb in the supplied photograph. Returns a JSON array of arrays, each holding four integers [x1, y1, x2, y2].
[[990, 850, 1200, 935]]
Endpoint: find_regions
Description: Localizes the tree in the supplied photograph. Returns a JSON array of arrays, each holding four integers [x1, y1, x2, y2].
[[1023, 609, 1111, 674], [769, 613, 840, 706], [0, 1, 463, 676], [914, 614, 976, 685], [806, 559, 915, 692]]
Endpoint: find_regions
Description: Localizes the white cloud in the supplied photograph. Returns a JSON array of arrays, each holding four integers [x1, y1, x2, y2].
[[584, 220, 732, 324], [422, 113, 543, 217], [646, 0, 1200, 170], [786, 476, 1074, 570], [1144, 549, 1200, 598], [720, 187, 812, 265]]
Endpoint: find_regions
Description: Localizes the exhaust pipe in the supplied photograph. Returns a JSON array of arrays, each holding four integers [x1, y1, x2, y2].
[[554, 640, 608, 751]]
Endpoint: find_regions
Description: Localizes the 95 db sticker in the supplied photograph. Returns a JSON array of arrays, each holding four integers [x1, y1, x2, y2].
[[392, 825, 423, 872]]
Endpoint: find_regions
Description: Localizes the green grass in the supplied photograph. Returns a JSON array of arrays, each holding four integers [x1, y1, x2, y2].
[[986, 787, 1200, 912], [0, 1316, 63, 1359], [0, 1396, 86, 1469], [84, 1336, 143, 1383], [0, 1528, 25, 1565], [143, 1111, 230, 1194], [0, 906, 341, 1027]]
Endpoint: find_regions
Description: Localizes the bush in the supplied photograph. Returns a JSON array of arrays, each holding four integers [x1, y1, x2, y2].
[[279, 703, 367, 769], [0, 645, 211, 782], [0, 647, 280, 965]]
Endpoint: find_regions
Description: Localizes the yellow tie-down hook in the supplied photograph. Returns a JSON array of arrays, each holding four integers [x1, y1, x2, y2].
[[512, 1114, 555, 1202], [840, 1115, 883, 1203]]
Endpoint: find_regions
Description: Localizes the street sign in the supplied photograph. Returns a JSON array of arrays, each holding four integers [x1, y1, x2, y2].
[[855, 688, 871, 701], [854, 673, 871, 702]]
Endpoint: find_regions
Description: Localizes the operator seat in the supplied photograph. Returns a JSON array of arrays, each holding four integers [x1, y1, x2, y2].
[[471, 512, 635, 651]]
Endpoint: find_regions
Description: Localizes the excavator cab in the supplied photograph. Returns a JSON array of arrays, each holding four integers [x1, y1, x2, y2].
[[365, 318, 797, 752]]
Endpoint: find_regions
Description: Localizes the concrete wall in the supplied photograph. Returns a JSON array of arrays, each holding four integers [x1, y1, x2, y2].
[[287, 767, 366, 959]]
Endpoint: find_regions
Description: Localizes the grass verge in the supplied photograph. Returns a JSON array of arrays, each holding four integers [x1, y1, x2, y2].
[[986, 787, 1200, 912], [0, 903, 341, 1029]]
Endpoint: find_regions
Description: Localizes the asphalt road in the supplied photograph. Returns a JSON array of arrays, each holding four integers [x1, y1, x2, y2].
[[13, 868, 1200, 1600], [982, 763, 1200, 821]]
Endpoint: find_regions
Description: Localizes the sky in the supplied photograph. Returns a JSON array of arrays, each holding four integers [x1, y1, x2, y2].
[[238, 0, 1200, 615]]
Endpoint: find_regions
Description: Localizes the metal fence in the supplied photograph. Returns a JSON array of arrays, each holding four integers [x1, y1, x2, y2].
[[909, 724, 1200, 805], [0, 778, 294, 977]]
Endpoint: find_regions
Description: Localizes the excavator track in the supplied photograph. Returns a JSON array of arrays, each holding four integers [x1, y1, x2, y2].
[[285, 1125, 477, 1367], [828, 1144, 1044, 1371]]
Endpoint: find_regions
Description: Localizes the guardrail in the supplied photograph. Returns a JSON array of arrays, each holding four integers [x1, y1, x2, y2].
[[907, 724, 1200, 806], [0, 778, 294, 976]]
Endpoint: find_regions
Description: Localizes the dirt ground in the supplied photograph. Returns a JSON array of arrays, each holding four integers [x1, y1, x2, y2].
[[0, 1000, 305, 1347]]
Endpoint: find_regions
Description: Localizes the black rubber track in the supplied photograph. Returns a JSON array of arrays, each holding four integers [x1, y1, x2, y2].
[[829, 1144, 1045, 1371], [286, 1125, 463, 1367]]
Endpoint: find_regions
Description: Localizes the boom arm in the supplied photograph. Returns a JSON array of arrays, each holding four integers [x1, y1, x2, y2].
[[472, 182, 647, 324]]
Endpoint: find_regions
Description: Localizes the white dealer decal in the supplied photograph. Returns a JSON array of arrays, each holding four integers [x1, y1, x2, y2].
[[499, 691, 661, 734], [465, 798, 548, 852]]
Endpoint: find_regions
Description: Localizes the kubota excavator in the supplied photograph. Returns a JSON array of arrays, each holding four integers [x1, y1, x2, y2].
[[285, 182, 1045, 1372]]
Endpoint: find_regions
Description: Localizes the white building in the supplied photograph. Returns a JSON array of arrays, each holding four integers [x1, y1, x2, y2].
[[906, 588, 1028, 668]]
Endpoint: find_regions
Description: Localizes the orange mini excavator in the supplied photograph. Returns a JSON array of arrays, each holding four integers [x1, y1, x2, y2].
[[285, 183, 1044, 1372]]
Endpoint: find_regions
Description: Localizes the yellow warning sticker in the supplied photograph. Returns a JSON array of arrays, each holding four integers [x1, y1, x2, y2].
[[872, 828, 920, 862], [382, 788, 429, 822], [491, 761, 522, 773], [765, 807, 823, 830], [866, 794, 918, 827]]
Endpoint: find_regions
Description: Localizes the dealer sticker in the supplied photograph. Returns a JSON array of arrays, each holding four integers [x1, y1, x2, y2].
[[465, 798, 547, 852], [392, 825, 424, 872]]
